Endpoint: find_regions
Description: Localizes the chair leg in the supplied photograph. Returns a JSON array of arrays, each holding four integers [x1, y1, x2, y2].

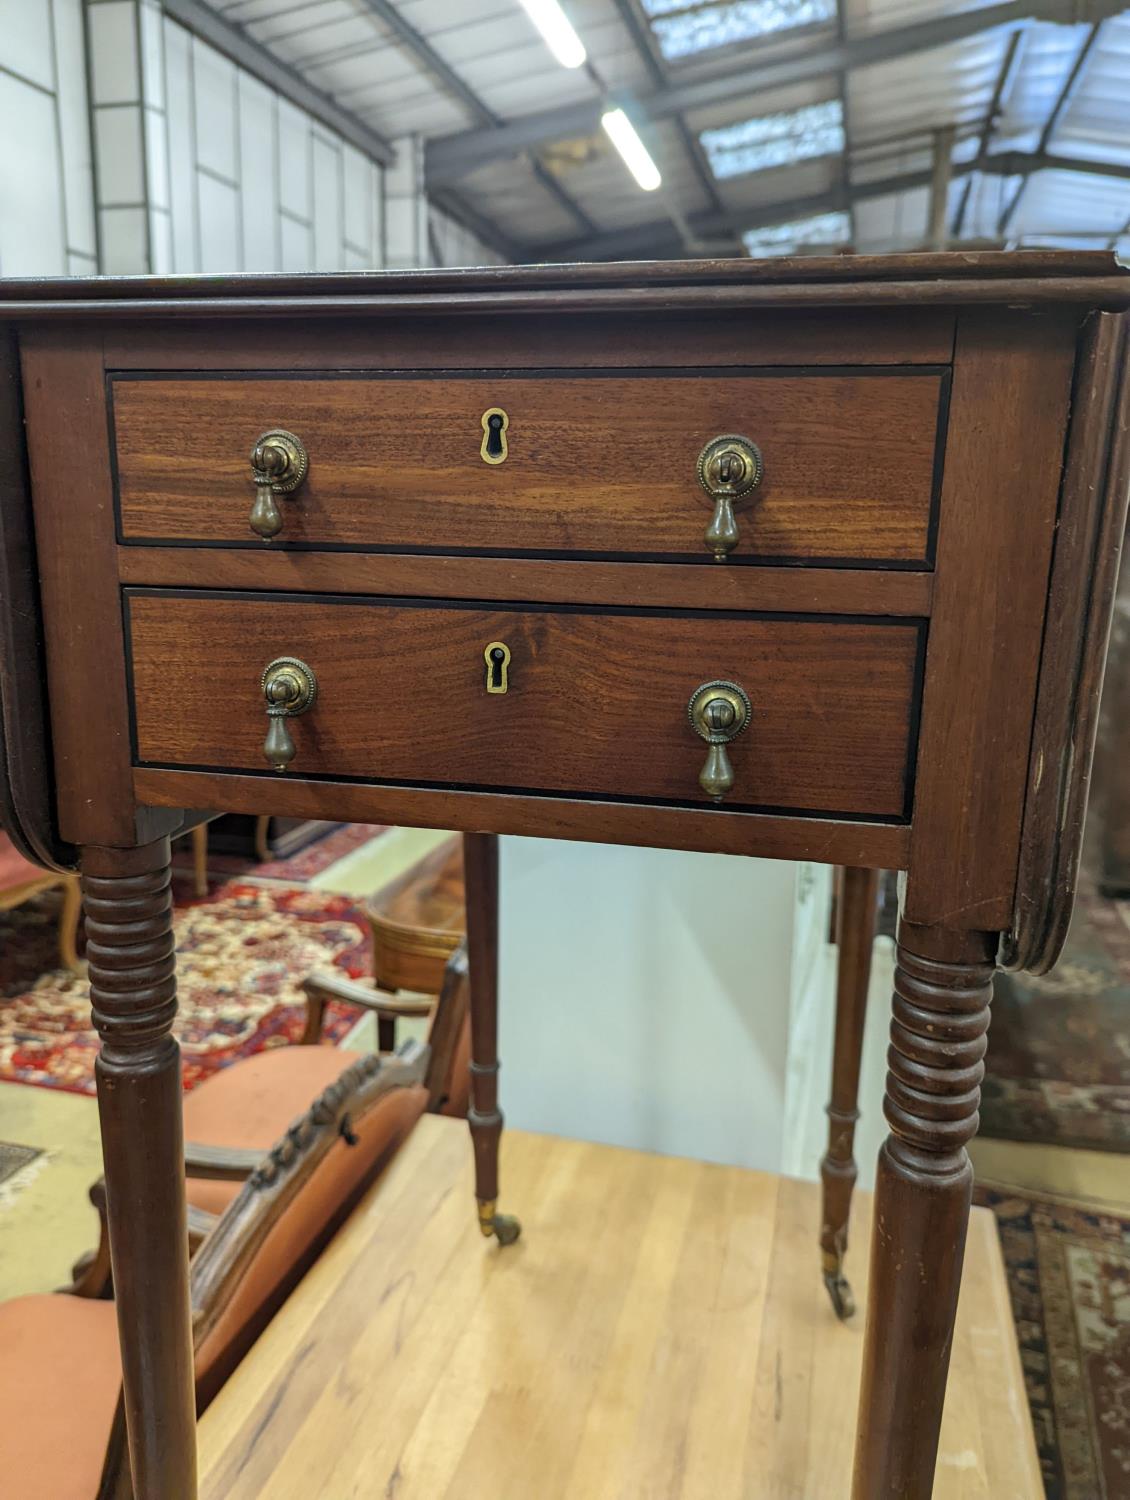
[[58, 872, 83, 972], [254, 815, 271, 863], [82, 839, 196, 1500], [851, 919, 994, 1498], [190, 823, 207, 899], [463, 832, 520, 1247], [819, 865, 880, 1320]]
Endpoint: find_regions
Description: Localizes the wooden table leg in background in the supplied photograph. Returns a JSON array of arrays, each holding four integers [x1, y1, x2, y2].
[[463, 832, 521, 1247], [82, 838, 197, 1500], [852, 918, 995, 1498], [819, 865, 880, 1320]]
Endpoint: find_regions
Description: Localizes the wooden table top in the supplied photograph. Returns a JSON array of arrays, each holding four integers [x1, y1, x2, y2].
[[198, 1117, 1040, 1499]]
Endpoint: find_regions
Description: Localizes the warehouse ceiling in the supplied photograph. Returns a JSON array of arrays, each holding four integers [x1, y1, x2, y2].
[[192, 0, 1130, 262]]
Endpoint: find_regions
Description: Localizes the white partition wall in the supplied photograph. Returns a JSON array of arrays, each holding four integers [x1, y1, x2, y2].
[[499, 838, 805, 1172], [0, 1, 501, 278], [0, 0, 96, 277]]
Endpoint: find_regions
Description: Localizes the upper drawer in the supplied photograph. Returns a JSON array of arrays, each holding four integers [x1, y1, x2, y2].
[[109, 370, 947, 565]]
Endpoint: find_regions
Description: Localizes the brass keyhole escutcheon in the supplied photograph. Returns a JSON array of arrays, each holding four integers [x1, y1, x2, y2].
[[696, 435, 763, 563], [480, 408, 509, 465], [484, 641, 511, 694], [261, 656, 317, 772], [688, 679, 752, 802], [249, 429, 309, 541]]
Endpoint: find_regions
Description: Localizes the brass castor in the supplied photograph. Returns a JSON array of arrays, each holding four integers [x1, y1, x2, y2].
[[477, 1199, 522, 1246], [823, 1267, 855, 1321]]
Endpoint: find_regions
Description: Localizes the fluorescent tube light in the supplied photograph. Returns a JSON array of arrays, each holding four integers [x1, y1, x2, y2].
[[601, 108, 662, 192], [517, 0, 587, 69]]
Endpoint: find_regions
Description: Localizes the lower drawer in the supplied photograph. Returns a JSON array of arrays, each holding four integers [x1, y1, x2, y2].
[[125, 592, 923, 820]]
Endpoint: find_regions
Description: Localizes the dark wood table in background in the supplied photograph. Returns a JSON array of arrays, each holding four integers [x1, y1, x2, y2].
[[1, 252, 1128, 1500]]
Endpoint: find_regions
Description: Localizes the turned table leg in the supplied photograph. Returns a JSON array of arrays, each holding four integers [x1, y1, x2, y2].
[[83, 840, 197, 1500], [852, 919, 994, 1499], [819, 865, 880, 1320], [462, 832, 520, 1246]]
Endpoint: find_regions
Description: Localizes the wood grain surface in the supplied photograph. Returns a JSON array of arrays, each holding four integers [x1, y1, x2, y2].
[[112, 371, 944, 561], [102, 308, 956, 372], [904, 310, 1078, 930], [127, 593, 922, 818], [115, 548, 935, 617], [197, 1116, 1042, 1500], [132, 766, 913, 868]]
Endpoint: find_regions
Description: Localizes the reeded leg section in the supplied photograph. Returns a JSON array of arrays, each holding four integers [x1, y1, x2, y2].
[[463, 833, 521, 1247], [83, 839, 196, 1500], [851, 920, 995, 1500], [819, 866, 880, 1320]]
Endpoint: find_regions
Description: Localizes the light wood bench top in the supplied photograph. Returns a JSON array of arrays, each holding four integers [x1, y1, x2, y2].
[[199, 1116, 1041, 1499]]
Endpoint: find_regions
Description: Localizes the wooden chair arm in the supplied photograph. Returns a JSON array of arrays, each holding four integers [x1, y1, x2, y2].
[[183, 1142, 262, 1179], [301, 970, 433, 1018], [187, 1203, 219, 1253]]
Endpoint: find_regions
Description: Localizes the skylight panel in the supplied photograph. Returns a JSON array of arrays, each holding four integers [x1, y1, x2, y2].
[[742, 211, 850, 257], [640, 0, 836, 62], [701, 99, 844, 179]]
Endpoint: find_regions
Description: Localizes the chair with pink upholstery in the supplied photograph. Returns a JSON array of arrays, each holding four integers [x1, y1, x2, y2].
[[0, 1032, 433, 1500], [0, 830, 82, 972]]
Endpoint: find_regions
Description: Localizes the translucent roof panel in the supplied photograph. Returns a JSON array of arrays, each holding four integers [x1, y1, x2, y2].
[[743, 210, 850, 256], [640, 0, 835, 62], [701, 99, 844, 180], [991, 21, 1092, 154], [1048, 15, 1130, 166]]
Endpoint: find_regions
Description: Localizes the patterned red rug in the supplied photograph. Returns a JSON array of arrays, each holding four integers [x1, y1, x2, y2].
[[0, 879, 370, 1095], [981, 883, 1130, 1152], [975, 1185, 1130, 1500]]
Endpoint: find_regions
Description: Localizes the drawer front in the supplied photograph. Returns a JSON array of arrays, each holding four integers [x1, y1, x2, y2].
[[127, 593, 922, 820], [111, 371, 946, 564]]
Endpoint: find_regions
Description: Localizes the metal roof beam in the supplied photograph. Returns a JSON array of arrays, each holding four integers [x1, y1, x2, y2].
[[604, 0, 733, 235], [356, 0, 595, 238], [997, 19, 1102, 235], [426, 0, 1128, 187], [534, 147, 1130, 260], [162, 0, 394, 165]]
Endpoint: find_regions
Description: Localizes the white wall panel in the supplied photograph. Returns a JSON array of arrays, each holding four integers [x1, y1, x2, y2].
[[87, 0, 140, 106], [342, 141, 373, 257], [280, 211, 312, 271], [95, 106, 145, 202], [192, 40, 237, 183], [0, 0, 56, 93], [277, 97, 312, 220], [53, 0, 97, 259], [312, 133, 342, 270], [0, 73, 67, 275], [238, 73, 278, 272], [197, 171, 240, 270], [99, 204, 147, 273], [163, 19, 198, 272]]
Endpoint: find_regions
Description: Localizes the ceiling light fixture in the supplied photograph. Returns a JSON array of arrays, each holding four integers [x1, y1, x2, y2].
[[517, 0, 587, 69], [601, 107, 662, 191]]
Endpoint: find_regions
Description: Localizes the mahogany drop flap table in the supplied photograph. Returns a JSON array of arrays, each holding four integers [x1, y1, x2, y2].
[[1, 253, 1128, 1500]]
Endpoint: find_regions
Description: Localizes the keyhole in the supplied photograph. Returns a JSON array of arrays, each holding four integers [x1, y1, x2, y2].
[[483, 641, 511, 694], [480, 407, 509, 465]]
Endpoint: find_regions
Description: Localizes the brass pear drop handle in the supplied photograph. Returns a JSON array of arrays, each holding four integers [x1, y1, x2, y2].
[[249, 429, 308, 540], [696, 435, 763, 562], [261, 657, 317, 772], [688, 679, 752, 802]]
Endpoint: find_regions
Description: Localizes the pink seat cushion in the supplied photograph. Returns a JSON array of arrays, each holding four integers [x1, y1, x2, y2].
[[0, 1294, 121, 1500], [0, 832, 48, 891]]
